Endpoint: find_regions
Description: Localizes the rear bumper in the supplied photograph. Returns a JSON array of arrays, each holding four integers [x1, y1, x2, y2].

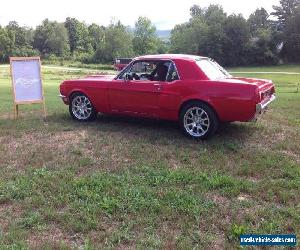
[[256, 94, 276, 115]]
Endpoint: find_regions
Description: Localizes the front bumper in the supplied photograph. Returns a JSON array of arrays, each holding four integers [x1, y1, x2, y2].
[[255, 94, 276, 115], [59, 94, 69, 104]]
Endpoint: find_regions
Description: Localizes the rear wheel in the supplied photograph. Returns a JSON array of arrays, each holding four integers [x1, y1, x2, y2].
[[180, 101, 218, 139], [69, 93, 97, 121]]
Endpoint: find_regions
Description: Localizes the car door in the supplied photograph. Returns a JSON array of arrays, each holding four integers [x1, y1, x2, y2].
[[108, 60, 165, 118], [108, 79, 160, 117]]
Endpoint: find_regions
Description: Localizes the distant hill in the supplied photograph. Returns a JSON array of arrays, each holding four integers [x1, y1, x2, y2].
[[156, 30, 171, 41]]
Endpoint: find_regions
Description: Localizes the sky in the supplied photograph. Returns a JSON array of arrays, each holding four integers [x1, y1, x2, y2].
[[0, 0, 280, 30]]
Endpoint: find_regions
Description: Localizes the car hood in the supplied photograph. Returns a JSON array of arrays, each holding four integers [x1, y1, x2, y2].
[[83, 74, 116, 80], [63, 74, 117, 84]]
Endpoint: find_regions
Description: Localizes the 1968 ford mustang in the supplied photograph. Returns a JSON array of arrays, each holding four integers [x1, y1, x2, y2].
[[59, 54, 276, 139]]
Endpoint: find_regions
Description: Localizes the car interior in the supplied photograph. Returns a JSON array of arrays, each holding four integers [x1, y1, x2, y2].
[[118, 60, 179, 82]]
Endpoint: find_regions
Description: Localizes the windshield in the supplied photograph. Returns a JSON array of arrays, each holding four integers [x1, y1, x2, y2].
[[196, 58, 231, 80]]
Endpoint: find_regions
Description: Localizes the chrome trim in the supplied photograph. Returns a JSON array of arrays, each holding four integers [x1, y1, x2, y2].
[[256, 94, 276, 114], [184, 107, 210, 137], [71, 95, 93, 120], [171, 60, 181, 81], [166, 61, 172, 80], [58, 94, 66, 98]]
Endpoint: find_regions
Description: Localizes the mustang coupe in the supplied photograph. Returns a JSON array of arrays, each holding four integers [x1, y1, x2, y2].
[[59, 54, 276, 139]]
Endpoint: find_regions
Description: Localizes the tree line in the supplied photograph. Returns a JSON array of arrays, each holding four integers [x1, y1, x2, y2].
[[170, 0, 300, 66], [0, 0, 299, 66]]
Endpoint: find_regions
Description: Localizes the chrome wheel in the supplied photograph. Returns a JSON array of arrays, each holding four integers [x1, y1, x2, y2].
[[71, 95, 93, 120], [183, 107, 210, 137]]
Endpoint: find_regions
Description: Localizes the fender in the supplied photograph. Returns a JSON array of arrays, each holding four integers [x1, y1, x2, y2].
[[179, 94, 219, 119]]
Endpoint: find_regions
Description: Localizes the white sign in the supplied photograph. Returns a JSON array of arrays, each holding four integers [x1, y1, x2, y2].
[[10, 57, 43, 103], [10, 57, 46, 118]]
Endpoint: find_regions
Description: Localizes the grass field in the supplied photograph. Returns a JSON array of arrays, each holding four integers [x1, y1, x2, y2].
[[0, 64, 299, 249]]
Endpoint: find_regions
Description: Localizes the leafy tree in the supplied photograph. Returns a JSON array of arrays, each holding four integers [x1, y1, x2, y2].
[[170, 5, 227, 64], [247, 28, 280, 65], [88, 23, 105, 51], [10, 47, 40, 57], [6, 21, 28, 48], [201, 5, 227, 63], [156, 39, 169, 54], [203, 4, 227, 25], [280, 6, 300, 61], [170, 23, 189, 53], [133, 17, 158, 55], [272, 0, 300, 62], [33, 19, 69, 56], [222, 14, 250, 66], [272, 0, 300, 29], [0, 26, 13, 62], [248, 8, 270, 33], [94, 21, 134, 63], [170, 3, 285, 66], [190, 4, 203, 18], [64, 17, 93, 55]]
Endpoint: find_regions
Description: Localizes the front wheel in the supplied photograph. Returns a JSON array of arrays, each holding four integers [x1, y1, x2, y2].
[[180, 102, 219, 139], [69, 93, 97, 121]]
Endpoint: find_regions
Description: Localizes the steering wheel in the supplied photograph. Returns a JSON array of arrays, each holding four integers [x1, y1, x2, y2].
[[140, 73, 151, 80], [132, 72, 140, 80]]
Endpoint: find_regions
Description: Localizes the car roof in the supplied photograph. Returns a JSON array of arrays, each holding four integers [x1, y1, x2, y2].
[[134, 54, 208, 61]]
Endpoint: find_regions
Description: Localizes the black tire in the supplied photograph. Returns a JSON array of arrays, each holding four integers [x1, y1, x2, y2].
[[179, 101, 219, 139], [69, 92, 97, 121]]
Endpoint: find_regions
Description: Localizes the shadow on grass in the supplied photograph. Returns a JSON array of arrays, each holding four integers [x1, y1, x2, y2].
[[46, 112, 259, 146]]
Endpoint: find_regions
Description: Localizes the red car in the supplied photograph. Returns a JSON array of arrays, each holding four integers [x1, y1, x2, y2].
[[114, 58, 132, 71], [59, 54, 276, 139]]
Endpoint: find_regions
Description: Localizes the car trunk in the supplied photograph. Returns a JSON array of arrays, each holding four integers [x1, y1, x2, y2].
[[232, 77, 275, 102]]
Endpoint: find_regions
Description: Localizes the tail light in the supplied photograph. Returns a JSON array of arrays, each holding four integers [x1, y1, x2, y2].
[[260, 88, 273, 101]]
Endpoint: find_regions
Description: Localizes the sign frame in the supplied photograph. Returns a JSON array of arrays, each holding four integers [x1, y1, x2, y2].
[[9, 57, 46, 118]]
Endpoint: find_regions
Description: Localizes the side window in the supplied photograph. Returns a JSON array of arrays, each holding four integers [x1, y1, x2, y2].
[[166, 62, 179, 82], [131, 61, 155, 75], [118, 60, 171, 82]]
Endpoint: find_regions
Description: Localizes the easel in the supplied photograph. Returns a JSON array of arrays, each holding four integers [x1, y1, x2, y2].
[[10, 57, 47, 119]]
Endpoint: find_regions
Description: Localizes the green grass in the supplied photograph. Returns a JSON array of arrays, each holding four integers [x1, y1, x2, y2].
[[41, 59, 115, 71], [0, 65, 299, 248], [229, 64, 300, 73]]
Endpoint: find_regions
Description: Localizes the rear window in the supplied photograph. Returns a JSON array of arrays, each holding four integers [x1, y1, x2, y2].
[[196, 58, 231, 80]]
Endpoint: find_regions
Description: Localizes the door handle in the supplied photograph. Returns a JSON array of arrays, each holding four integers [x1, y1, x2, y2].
[[153, 83, 161, 91]]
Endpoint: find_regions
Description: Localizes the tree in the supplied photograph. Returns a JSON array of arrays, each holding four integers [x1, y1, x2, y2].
[[6, 21, 27, 47], [64, 17, 93, 55], [88, 23, 105, 51], [272, 0, 300, 29], [280, 6, 300, 61], [201, 5, 227, 63], [272, 0, 300, 62], [94, 20, 134, 63], [223, 14, 250, 66], [133, 17, 158, 55], [0, 26, 13, 62], [248, 8, 270, 33], [170, 20, 209, 55], [33, 19, 69, 56], [190, 4, 203, 18], [170, 3, 285, 66], [170, 4, 227, 64]]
